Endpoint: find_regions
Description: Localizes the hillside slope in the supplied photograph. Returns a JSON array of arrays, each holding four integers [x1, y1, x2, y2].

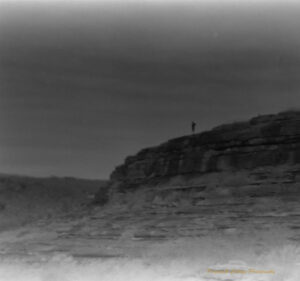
[[0, 175, 106, 230]]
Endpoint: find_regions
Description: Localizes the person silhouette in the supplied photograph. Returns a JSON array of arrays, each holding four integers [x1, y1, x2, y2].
[[191, 121, 196, 134]]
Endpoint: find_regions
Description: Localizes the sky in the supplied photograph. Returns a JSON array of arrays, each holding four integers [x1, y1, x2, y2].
[[0, 0, 300, 179]]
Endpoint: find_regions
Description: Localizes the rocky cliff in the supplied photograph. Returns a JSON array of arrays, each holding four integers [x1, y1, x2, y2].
[[96, 111, 300, 205]]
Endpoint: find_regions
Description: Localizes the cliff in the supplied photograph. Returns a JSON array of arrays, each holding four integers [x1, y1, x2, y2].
[[96, 111, 300, 205]]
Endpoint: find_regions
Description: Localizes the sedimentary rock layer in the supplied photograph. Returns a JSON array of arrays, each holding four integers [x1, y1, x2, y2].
[[110, 111, 300, 191]]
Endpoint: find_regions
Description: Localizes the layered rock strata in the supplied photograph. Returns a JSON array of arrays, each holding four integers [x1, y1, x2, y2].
[[95, 111, 300, 204]]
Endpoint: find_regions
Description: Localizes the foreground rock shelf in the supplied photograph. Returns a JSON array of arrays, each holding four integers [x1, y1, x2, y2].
[[1, 194, 299, 260]]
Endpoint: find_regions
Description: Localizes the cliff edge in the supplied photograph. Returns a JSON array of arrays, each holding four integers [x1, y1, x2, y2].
[[96, 111, 300, 206]]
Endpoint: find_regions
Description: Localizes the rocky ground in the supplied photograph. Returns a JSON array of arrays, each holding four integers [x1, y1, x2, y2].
[[0, 191, 299, 281]]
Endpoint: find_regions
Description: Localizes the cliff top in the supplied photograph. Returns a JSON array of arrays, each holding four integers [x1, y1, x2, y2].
[[124, 110, 300, 163]]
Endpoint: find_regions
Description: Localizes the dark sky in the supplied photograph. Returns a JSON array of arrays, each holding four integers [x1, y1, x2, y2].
[[0, 1, 300, 179]]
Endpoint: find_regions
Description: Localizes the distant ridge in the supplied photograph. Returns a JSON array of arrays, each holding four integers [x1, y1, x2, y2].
[[0, 174, 107, 229]]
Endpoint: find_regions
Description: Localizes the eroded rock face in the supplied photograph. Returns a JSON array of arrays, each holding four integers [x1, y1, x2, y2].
[[109, 111, 300, 193]]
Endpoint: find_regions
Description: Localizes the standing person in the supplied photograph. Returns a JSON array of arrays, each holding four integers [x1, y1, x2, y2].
[[191, 121, 196, 134]]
